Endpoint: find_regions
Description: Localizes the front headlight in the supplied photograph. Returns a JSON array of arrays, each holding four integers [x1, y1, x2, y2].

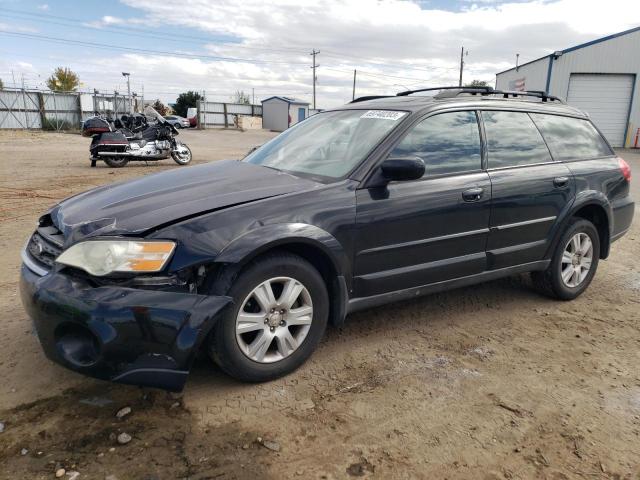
[[56, 240, 176, 276]]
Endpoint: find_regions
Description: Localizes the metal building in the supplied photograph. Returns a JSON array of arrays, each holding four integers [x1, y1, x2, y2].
[[495, 27, 640, 147], [261, 96, 310, 131]]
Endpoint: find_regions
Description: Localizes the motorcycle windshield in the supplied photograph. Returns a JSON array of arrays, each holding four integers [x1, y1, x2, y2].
[[143, 105, 166, 124]]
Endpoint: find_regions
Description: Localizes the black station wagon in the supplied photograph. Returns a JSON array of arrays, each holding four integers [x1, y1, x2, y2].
[[20, 86, 634, 390]]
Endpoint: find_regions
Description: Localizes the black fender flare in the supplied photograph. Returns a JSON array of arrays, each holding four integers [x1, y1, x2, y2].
[[546, 191, 612, 260], [214, 223, 351, 326]]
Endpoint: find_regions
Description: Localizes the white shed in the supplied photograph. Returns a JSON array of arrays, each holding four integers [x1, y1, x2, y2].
[[495, 26, 640, 147], [261, 96, 310, 132]]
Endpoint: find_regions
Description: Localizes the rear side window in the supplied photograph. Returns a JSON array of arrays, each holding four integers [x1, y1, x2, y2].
[[390, 111, 482, 175], [529, 114, 613, 160], [483, 111, 552, 168]]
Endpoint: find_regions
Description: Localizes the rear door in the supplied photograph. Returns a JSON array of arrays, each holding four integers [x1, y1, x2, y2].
[[354, 110, 491, 298], [481, 110, 575, 269]]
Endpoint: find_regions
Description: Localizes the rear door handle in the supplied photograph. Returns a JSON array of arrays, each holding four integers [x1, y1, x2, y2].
[[462, 187, 484, 202], [553, 176, 569, 188]]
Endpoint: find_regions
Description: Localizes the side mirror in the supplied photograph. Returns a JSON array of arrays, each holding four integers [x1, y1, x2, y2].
[[380, 156, 425, 182]]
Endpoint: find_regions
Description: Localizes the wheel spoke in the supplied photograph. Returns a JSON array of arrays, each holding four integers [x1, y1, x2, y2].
[[279, 279, 303, 309], [248, 331, 272, 362], [236, 312, 266, 334], [571, 235, 581, 252], [253, 281, 276, 312], [562, 251, 573, 264], [581, 257, 592, 269], [561, 265, 574, 284], [570, 267, 580, 286], [287, 305, 313, 326], [275, 328, 298, 357], [578, 266, 589, 283]]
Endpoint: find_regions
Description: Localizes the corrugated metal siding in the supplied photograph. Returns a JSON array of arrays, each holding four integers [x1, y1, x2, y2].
[[495, 58, 549, 92], [262, 98, 289, 131], [549, 30, 639, 146]]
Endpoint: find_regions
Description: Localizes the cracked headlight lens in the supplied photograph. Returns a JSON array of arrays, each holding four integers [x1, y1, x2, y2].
[[56, 240, 176, 276]]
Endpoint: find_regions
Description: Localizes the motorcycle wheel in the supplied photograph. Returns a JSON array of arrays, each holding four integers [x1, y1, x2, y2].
[[103, 156, 129, 168], [171, 144, 192, 165]]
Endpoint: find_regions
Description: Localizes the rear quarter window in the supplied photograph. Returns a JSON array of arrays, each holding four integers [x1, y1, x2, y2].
[[529, 113, 613, 160]]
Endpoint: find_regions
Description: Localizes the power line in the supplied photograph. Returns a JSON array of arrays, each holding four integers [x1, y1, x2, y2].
[[0, 31, 310, 66], [1, 7, 461, 75], [0, 9, 310, 56]]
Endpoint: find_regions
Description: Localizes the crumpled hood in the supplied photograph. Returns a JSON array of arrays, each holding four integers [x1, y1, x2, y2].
[[50, 160, 318, 244]]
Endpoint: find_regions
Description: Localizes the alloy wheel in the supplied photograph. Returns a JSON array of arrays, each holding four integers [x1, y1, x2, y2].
[[235, 277, 313, 363], [560, 232, 593, 288]]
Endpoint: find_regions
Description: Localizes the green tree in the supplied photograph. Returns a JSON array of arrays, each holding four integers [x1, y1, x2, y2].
[[464, 80, 490, 88], [151, 99, 168, 116], [173, 91, 202, 117], [233, 90, 251, 105], [46, 67, 80, 92]]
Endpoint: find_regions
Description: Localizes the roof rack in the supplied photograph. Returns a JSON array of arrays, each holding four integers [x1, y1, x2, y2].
[[350, 95, 392, 103], [395, 86, 564, 103], [396, 86, 494, 96]]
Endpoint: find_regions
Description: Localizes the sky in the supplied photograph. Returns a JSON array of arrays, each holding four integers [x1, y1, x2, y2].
[[0, 0, 639, 108]]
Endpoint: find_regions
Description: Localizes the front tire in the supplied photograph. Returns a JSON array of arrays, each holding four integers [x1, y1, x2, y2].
[[171, 144, 192, 165], [532, 218, 600, 300], [209, 252, 329, 382]]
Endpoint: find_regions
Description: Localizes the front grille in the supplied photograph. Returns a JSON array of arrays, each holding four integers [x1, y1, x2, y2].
[[26, 221, 64, 271]]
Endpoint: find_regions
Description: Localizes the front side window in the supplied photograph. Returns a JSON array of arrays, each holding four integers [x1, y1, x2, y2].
[[390, 111, 482, 176], [529, 113, 613, 160], [483, 110, 552, 168], [244, 109, 407, 180]]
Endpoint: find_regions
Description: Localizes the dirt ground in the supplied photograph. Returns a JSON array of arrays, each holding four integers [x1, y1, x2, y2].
[[0, 129, 638, 480]]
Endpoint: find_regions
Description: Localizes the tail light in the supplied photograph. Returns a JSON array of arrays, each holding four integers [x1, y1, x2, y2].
[[618, 157, 631, 182]]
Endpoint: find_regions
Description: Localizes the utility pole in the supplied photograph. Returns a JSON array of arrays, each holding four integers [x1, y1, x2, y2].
[[310, 49, 320, 109], [352, 69, 357, 101], [252, 87, 255, 105], [458, 46, 465, 87], [516, 53, 520, 71], [122, 72, 132, 113]]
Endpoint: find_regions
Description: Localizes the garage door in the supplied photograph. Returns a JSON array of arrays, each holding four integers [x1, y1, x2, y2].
[[567, 74, 633, 147]]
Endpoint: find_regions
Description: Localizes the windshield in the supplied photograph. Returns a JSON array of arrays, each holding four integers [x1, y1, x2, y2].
[[244, 109, 408, 180], [143, 105, 166, 123]]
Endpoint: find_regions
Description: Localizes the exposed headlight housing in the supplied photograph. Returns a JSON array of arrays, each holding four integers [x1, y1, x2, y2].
[[56, 240, 176, 276]]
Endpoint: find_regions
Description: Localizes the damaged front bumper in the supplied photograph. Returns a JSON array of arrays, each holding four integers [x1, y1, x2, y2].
[[19, 262, 232, 391]]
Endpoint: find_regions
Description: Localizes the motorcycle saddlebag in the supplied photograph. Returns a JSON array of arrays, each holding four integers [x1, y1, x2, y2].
[[95, 131, 128, 146], [82, 117, 111, 137]]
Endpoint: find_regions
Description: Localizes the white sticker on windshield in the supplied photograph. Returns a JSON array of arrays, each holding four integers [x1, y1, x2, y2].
[[360, 110, 407, 121]]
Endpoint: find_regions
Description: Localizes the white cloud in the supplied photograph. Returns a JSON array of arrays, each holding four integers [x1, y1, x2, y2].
[[37, 4, 49, 10], [9, 0, 640, 107]]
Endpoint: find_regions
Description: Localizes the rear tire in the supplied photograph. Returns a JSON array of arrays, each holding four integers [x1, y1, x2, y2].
[[208, 252, 329, 382], [532, 218, 600, 300], [103, 156, 129, 168]]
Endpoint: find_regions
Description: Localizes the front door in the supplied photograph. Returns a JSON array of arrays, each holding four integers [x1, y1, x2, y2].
[[354, 110, 492, 298], [481, 110, 575, 269], [298, 108, 305, 122]]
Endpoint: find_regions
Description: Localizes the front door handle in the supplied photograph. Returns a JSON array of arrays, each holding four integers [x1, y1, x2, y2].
[[554, 176, 569, 188], [462, 187, 484, 202]]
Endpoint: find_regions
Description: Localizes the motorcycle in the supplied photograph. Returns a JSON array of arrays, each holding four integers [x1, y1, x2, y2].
[[82, 106, 192, 168]]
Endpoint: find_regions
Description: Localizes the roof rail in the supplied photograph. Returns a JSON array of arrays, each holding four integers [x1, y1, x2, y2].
[[395, 85, 564, 103], [396, 86, 494, 96], [350, 95, 393, 103]]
